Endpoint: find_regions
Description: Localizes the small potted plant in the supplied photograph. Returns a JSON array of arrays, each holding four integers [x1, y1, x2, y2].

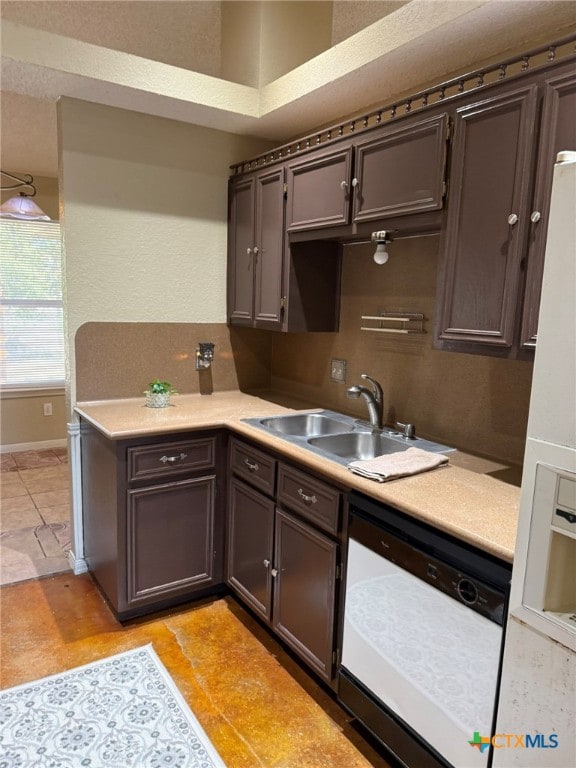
[[144, 379, 178, 408]]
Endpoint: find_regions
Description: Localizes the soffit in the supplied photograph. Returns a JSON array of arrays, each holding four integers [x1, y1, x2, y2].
[[1, 0, 575, 176]]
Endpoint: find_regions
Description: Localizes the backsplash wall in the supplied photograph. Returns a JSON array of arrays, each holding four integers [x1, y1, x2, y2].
[[75, 323, 272, 401], [270, 236, 533, 466]]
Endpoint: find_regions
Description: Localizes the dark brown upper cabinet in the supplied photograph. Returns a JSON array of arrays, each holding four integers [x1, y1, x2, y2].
[[285, 114, 449, 234], [286, 147, 352, 231], [435, 84, 540, 352], [519, 65, 576, 349], [228, 167, 285, 330], [436, 62, 576, 357], [352, 113, 450, 222]]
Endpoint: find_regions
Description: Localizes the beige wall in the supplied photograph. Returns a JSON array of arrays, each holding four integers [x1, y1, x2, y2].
[[331, 0, 408, 44], [258, 2, 333, 86], [270, 237, 533, 466], [0, 0, 222, 76], [0, 391, 67, 448], [58, 97, 273, 411]]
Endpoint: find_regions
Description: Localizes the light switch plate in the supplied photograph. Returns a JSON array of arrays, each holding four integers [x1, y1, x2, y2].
[[330, 359, 347, 382]]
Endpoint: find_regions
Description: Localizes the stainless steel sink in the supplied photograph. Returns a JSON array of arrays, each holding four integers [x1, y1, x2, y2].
[[243, 409, 455, 467], [259, 413, 354, 437], [308, 431, 410, 461]]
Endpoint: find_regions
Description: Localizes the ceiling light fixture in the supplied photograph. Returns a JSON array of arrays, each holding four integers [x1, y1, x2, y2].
[[371, 230, 393, 265], [0, 170, 51, 221]]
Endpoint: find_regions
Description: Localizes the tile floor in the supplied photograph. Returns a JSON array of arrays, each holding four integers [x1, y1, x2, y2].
[[0, 447, 72, 585]]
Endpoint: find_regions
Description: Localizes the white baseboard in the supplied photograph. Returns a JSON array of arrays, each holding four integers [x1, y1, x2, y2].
[[68, 549, 89, 576], [0, 438, 68, 454]]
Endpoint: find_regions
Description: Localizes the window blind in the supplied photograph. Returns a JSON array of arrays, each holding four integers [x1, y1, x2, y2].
[[0, 220, 65, 388]]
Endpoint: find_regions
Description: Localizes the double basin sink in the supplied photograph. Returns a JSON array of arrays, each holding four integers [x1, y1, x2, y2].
[[244, 410, 455, 467]]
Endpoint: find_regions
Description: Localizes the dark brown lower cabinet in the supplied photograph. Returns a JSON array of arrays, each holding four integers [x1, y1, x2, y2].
[[227, 438, 342, 686], [227, 476, 274, 620], [126, 476, 215, 608], [81, 420, 225, 620], [272, 509, 338, 682]]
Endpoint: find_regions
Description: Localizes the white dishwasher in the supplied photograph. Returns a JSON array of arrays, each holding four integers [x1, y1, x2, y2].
[[339, 492, 511, 768]]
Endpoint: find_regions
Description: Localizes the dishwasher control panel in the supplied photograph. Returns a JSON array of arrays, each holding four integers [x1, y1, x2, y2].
[[348, 492, 511, 627]]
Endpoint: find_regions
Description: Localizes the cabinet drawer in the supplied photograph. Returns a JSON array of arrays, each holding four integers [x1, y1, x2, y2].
[[277, 463, 340, 535], [230, 438, 276, 496], [127, 437, 215, 482]]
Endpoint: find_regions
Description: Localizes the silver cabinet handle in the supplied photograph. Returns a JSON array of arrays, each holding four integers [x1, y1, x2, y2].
[[253, 246, 259, 255], [507, 213, 519, 226], [159, 452, 187, 464], [246, 247, 252, 256], [271, 568, 278, 578], [244, 458, 259, 472], [530, 211, 541, 223], [351, 177, 359, 187], [340, 180, 348, 190], [298, 488, 318, 505], [263, 559, 271, 568]]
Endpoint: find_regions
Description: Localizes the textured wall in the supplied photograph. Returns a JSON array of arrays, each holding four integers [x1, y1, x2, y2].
[[0, 0, 222, 75], [331, 0, 408, 44], [58, 97, 272, 409]]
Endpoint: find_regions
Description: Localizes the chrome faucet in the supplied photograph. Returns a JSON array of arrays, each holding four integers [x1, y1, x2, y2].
[[347, 374, 384, 430]]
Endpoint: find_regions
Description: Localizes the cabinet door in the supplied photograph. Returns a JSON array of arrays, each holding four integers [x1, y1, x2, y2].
[[437, 85, 538, 348], [227, 477, 274, 620], [126, 475, 215, 609], [254, 168, 285, 329], [353, 113, 449, 222], [228, 176, 255, 325], [286, 147, 352, 231], [520, 68, 576, 348], [272, 509, 338, 683]]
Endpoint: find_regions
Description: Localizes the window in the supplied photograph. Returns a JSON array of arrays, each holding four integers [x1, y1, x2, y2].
[[0, 220, 65, 388]]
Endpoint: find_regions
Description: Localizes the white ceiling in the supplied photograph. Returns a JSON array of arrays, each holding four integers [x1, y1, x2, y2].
[[1, 0, 575, 178]]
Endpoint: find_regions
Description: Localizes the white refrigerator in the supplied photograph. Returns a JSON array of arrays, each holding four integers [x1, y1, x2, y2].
[[494, 152, 576, 768]]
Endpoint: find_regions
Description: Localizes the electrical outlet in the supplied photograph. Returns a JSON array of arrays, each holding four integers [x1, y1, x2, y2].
[[330, 359, 347, 382], [43, 402, 53, 417]]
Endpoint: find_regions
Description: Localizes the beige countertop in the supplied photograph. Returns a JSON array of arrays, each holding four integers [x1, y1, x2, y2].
[[75, 390, 520, 563]]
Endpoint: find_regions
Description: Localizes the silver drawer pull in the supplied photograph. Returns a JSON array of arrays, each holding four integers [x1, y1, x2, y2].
[[263, 559, 271, 568], [298, 488, 318, 505], [244, 458, 259, 472], [271, 568, 278, 578], [159, 452, 187, 464]]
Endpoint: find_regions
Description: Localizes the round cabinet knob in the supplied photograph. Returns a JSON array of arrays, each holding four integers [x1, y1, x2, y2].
[[253, 246, 259, 255], [351, 177, 359, 188], [270, 568, 278, 578], [246, 247, 252, 256], [263, 559, 270, 568], [530, 211, 541, 223], [340, 180, 348, 190], [507, 213, 519, 226]]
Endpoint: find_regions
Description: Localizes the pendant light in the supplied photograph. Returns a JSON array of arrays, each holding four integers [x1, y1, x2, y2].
[[0, 171, 50, 221]]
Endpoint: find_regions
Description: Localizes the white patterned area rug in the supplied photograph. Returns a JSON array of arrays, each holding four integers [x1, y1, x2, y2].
[[0, 644, 226, 767]]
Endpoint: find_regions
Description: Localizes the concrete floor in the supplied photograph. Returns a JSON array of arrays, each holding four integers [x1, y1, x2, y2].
[[0, 574, 392, 768]]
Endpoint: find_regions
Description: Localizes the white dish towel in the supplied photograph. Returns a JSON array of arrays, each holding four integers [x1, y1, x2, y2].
[[348, 446, 449, 482]]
